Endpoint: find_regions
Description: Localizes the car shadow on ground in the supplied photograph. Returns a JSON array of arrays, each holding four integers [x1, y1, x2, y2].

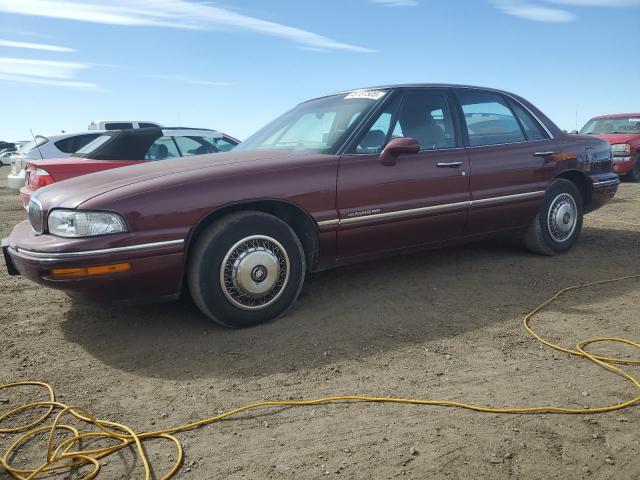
[[61, 226, 640, 380]]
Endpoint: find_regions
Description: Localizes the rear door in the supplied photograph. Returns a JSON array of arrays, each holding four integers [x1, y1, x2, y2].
[[336, 88, 470, 259], [456, 89, 558, 234]]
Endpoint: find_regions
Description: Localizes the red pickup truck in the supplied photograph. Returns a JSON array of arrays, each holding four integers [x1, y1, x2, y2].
[[580, 113, 640, 181]]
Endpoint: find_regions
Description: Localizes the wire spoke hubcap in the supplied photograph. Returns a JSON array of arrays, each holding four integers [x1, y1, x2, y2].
[[547, 193, 578, 243], [220, 235, 290, 310]]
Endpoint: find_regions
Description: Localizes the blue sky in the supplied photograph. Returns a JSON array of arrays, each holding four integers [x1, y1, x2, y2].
[[0, 0, 639, 141]]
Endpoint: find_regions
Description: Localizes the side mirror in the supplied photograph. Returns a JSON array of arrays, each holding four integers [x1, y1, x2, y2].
[[379, 137, 420, 165]]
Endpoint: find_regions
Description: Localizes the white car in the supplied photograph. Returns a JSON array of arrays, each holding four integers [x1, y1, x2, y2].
[[7, 131, 102, 189], [88, 120, 162, 130]]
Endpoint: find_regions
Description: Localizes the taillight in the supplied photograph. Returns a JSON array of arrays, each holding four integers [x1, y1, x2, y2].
[[25, 164, 54, 189]]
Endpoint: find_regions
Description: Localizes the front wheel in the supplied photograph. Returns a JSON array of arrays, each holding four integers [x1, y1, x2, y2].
[[523, 179, 584, 256], [187, 211, 306, 328]]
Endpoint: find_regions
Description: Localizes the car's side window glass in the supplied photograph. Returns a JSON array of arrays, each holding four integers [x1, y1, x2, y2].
[[395, 90, 457, 150], [210, 137, 236, 152], [509, 100, 548, 141], [105, 123, 133, 130], [355, 94, 402, 154], [145, 136, 180, 160], [458, 91, 526, 147], [173, 136, 208, 156]]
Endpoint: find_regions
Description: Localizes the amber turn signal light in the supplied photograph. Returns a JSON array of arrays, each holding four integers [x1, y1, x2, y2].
[[51, 262, 131, 279]]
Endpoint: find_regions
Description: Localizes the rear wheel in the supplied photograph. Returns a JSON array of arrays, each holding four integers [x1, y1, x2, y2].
[[626, 155, 640, 182], [523, 179, 584, 256], [187, 211, 306, 328]]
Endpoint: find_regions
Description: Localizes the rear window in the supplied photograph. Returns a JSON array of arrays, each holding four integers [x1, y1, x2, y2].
[[75, 134, 113, 155], [54, 134, 101, 154]]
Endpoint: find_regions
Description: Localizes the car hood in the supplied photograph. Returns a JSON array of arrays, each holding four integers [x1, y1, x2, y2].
[[31, 150, 311, 210], [590, 133, 640, 144]]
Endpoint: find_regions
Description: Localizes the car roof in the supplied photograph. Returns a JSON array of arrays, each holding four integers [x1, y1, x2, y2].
[[306, 83, 523, 103]]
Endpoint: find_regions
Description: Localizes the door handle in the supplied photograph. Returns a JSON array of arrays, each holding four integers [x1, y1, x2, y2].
[[436, 161, 463, 168], [533, 151, 555, 157]]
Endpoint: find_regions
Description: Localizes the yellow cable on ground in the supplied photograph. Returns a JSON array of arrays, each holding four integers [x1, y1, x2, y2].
[[1, 210, 639, 479], [1, 274, 638, 479]]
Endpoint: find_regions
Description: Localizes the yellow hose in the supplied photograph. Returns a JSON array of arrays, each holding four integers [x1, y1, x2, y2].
[[1, 227, 639, 479]]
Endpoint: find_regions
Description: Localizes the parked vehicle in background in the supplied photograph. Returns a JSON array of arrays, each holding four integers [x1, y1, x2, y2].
[[580, 113, 640, 181], [4, 84, 618, 328], [88, 120, 162, 131], [1, 147, 17, 166], [20, 128, 239, 207], [7, 132, 102, 189]]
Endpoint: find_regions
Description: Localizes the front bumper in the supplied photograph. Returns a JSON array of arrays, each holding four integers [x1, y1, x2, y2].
[[3, 220, 186, 303], [7, 170, 25, 190], [611, 156, 634, 175]]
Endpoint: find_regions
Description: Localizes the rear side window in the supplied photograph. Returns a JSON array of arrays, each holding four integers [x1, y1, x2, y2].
[[509, 100, 548, 141], [458, 91, 526, 147], [139, 122, 159, 128], [54, 134, 100, 154], [105, 122, 134, 130]]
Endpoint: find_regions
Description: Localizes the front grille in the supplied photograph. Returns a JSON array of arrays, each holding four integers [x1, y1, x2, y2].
[[28, 199, 44, 234]]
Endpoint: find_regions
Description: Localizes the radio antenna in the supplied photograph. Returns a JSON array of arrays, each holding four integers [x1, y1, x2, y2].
[[29, 129, 44, 160]]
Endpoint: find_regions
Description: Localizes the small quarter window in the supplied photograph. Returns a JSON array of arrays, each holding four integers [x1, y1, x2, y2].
[[509, 100, 548, 141], [458, 91, 526, 147]]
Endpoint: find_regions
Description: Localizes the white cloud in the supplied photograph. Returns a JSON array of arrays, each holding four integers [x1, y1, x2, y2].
[[371, 0, 419, 6], [147, 74, 232, 86], [491, 0, 576, 21], [0, 0, 374, 53], [0, 38, 75, 52], [0, 57, 98, 89]]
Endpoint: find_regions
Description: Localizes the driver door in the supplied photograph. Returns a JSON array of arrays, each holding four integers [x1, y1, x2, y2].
[[336, 89, 470, 260]]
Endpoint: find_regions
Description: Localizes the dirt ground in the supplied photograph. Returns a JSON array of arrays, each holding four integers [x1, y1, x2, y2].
[[1, 164, 638, 479]]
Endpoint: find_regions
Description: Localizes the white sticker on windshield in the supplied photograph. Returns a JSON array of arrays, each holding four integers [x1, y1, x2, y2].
[[345, 90, 386, 101], [629, 118, 640, 122]]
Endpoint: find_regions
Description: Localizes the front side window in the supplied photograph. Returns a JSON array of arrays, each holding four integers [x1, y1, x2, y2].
[[235, 90, 388, 154], [145, 136, 180, 160], [458, 91, 526, 146], [354, 89, 457, 153]]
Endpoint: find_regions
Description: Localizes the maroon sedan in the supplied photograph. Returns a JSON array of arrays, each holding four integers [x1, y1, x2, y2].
[[3, 84, 618, 328]]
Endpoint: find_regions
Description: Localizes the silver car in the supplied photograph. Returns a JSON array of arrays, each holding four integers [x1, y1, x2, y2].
[[7, 132, 102, 189]]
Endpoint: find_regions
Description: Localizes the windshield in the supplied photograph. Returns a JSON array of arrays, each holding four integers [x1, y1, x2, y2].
[[235, 90, 389, 154], [75, 134, 114, 155], [580, 117, 640, 134]]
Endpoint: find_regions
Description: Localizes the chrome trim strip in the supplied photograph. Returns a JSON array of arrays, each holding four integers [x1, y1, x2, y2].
[[471, 190, 544, 207], [592, 179, 620, 187], [341, 200, 470, 225], [16, 239, 184, 260], [317, 219, 340, 228], [317, 191, 546, 228]]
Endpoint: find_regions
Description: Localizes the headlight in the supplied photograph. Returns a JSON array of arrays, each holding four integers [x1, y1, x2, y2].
[[611, 144, 631, 156], [48, 209, 128, 237]]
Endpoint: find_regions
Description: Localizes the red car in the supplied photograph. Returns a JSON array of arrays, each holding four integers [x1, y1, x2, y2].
[[19, 127, 239, 208], [580, 113, 640, 181], [4, 84, 618, 328]]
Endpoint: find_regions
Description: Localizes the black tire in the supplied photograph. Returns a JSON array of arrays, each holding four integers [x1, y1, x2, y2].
[[187, 211, 306, 328], [626, 156, 640, 182], [523, 179, 584, 256]]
